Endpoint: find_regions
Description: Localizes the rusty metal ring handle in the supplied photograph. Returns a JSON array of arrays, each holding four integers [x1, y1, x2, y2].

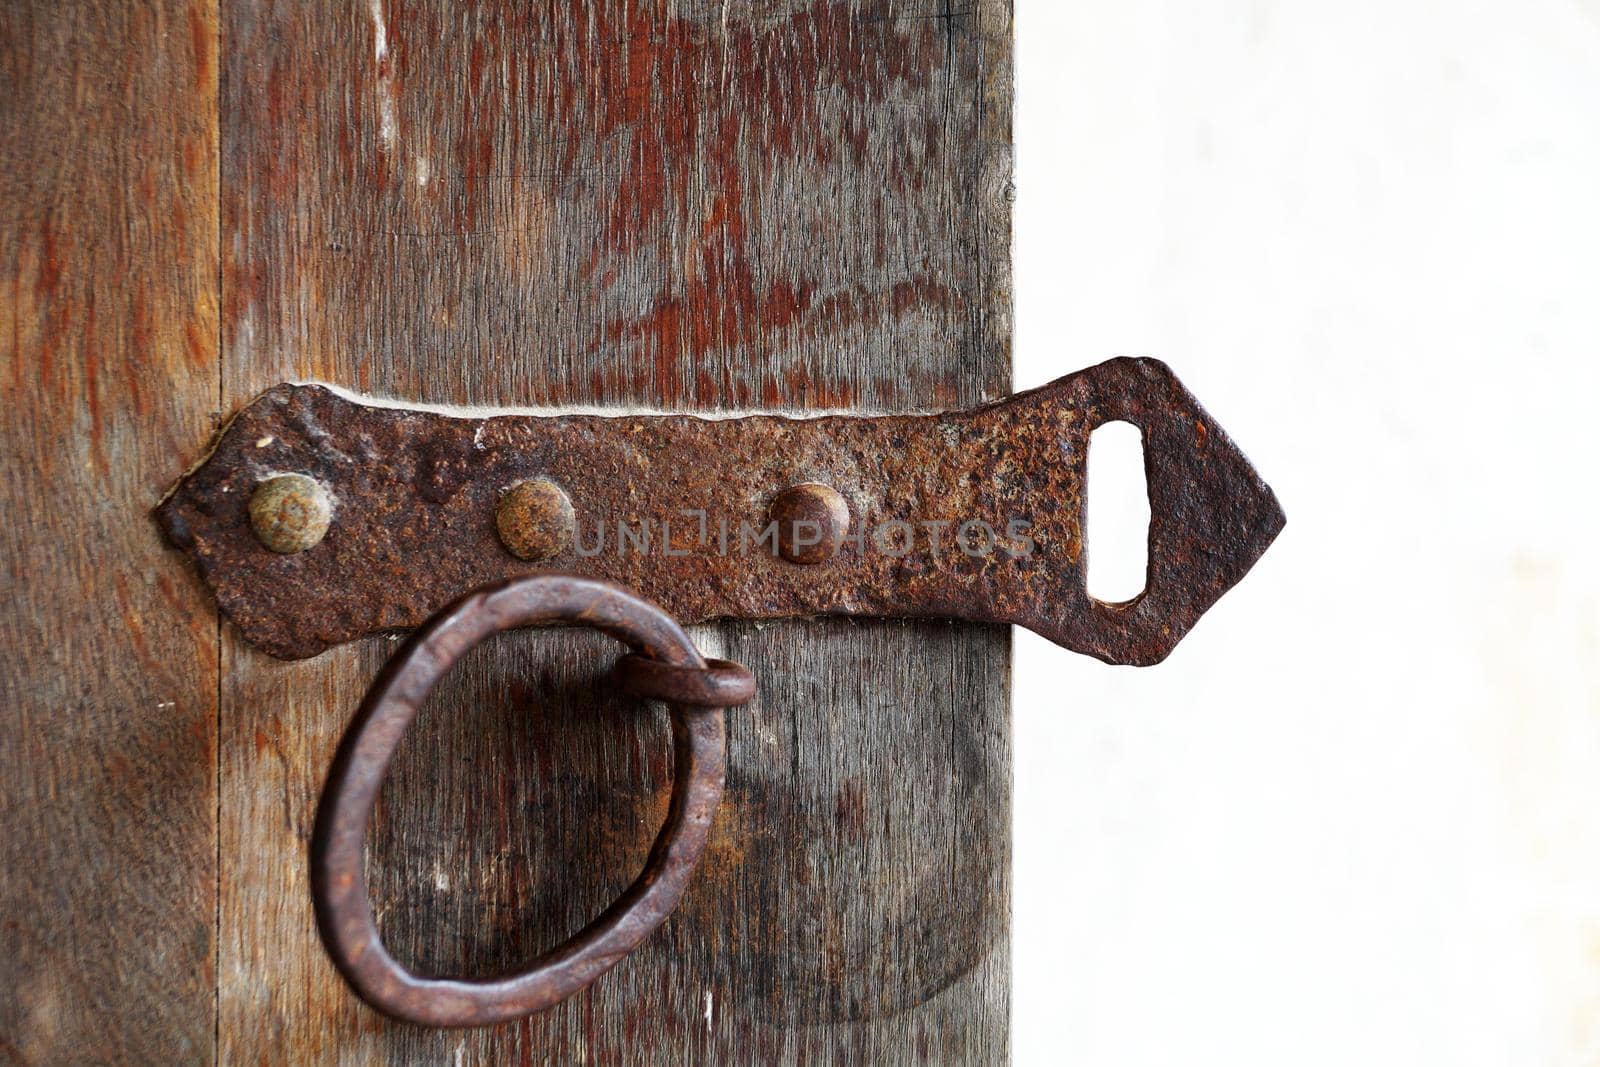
[[310, 574, 749, 1028]]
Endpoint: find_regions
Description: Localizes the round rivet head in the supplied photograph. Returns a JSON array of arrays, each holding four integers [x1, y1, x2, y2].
[[768, 482, 850, 565], [496, 478, 575, 562], [249, 474, 332, 554]]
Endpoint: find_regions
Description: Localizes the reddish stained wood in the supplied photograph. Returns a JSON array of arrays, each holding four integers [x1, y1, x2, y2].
[[0, 1, 220, 1062], [212, 0, 1013, 1061], [546, 3, 952, 377], [225, 1, 1005, 409]]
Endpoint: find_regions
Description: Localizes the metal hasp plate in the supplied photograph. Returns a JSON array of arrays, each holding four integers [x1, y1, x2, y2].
[[157, 357, 1284, 665]]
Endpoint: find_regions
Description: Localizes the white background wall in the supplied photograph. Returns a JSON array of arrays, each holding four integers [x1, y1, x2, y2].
[[1011, 2, 1600, 1063]]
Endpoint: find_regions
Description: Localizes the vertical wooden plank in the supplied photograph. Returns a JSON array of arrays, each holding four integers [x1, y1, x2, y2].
[[220, 0, 1010, 1061], [0, 2, 220, 1062]]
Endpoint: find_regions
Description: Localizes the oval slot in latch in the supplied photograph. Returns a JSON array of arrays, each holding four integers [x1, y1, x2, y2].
[[1085, 420, 1149, 604]]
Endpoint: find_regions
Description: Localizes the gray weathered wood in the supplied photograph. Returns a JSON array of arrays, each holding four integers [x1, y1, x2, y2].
[[0, 2, 220, 1061], [234, 0, 1012, 1060]]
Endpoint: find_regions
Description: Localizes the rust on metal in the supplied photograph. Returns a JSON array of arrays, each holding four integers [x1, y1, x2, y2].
[[312, 574, 748, 1028], [157, 357, 1285, 666]]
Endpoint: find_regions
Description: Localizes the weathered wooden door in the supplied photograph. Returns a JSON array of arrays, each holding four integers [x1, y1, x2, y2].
[[2, 1, 1013, 1061]]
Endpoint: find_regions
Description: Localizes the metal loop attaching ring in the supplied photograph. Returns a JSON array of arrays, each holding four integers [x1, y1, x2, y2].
[[310, 574, 754, 1028], [615, 654, 756, 708]]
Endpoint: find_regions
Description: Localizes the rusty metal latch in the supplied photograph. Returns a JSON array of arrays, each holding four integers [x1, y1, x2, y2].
[[158, 357, 1284, 666], [158, 356, 1283, 1028]]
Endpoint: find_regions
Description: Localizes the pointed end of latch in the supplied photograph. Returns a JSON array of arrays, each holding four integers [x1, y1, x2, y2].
[[1004, 357, 1286, 666], [1093, 356, 1285, 666]]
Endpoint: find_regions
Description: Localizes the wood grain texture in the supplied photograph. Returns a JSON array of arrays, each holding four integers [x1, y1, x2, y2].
[[219, 0, 1012, 1061], [0, 2, 220, 1062]]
